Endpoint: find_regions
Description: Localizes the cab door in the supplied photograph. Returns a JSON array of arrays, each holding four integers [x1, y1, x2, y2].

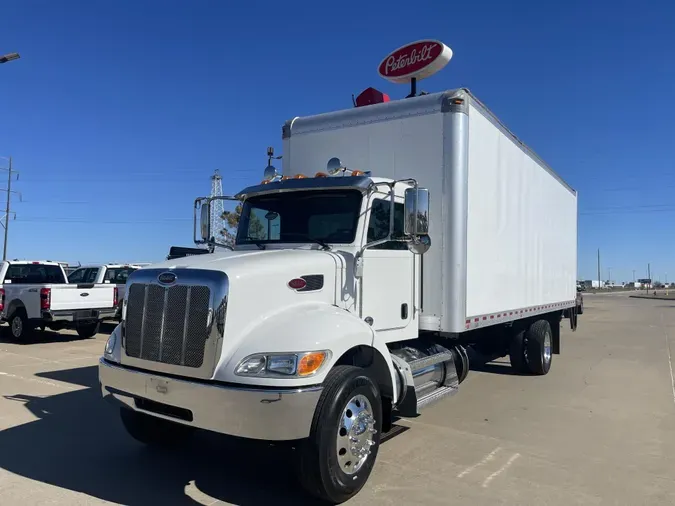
[[359, 197, 416, 338]]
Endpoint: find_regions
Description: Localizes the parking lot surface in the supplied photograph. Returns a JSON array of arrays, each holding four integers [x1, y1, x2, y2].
[[1, 294, 674, 505]]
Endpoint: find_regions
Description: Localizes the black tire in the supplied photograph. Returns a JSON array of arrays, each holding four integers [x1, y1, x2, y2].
[[524, 319, 553, 375], [119, 407, 194, 447], [298, 365, 382, 504], [8, 309, 33, 341], [509, 329, 528, 373], [577, 301, 584, 315], [76, 321, 100, 338], [451, 345, 470, 384]]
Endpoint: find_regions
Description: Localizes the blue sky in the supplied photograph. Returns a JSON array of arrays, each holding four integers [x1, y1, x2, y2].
[[1, 0, 673, 282]]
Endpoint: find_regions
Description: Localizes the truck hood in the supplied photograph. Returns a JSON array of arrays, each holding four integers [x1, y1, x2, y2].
[[145, 248, 342, 281]]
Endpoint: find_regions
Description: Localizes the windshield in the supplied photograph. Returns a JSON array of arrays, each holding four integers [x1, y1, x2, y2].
[[235, 189, 363, 245]]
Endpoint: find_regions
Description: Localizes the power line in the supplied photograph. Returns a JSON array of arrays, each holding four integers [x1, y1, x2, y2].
[[16, 217, 191, 224], [580, 207, 675, 216]]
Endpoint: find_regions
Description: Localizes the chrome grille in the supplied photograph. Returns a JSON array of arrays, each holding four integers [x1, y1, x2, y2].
[[124, 283, 211, 368]]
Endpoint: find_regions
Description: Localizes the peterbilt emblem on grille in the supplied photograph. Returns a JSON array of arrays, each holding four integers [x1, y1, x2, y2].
[[158, 272, 177, 284]]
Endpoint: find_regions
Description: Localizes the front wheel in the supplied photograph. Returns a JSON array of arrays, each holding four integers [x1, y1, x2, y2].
[[298, 365, 382, 504], [119, 407, 194, 447], [76, 321, 100, 338]]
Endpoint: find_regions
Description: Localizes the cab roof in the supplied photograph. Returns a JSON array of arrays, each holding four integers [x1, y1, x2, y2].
[[235, 175, 400, 199]]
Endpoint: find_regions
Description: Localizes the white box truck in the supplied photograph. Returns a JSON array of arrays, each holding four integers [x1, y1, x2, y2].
[[99, 88, 578, 503]]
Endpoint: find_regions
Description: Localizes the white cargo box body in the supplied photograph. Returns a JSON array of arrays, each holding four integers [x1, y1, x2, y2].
[[282, 88, 577, 334]]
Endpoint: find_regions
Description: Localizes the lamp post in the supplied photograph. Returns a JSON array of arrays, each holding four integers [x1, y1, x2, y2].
[[0, 52, 20, 64]]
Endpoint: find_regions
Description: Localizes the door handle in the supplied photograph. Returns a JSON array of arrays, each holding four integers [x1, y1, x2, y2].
[[401, 303, 408, 319]]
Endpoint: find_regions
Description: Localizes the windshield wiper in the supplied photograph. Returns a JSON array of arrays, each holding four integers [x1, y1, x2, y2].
[[281, 233, 331, 251], [242, 237, 266, 250], [303, 238, 330, 251]]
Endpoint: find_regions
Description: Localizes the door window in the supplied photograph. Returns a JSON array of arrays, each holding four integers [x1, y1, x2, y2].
[[104, 268, 136, 284], [68, 268, 98, 284], [366, 199, 407, 250]]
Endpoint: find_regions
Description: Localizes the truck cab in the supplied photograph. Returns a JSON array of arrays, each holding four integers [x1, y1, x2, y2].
[[101, 168, 431, 500]]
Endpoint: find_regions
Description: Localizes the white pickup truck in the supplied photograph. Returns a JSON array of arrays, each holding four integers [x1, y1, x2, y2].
[[0, 260, 118, 339], [67, 264, 145, 320]]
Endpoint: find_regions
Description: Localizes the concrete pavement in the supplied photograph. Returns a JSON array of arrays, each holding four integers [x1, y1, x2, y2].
[[0, 296, 674, 505]]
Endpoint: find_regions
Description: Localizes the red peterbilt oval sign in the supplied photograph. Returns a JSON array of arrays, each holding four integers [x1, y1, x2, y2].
[[378, 40, 453, 84]]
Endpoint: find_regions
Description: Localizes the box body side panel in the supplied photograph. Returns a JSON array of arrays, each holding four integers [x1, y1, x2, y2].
[[465, 103, 577, 317]]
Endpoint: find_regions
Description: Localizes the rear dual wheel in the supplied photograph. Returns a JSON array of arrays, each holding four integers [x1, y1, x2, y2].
[[509, 319, 552, 375]]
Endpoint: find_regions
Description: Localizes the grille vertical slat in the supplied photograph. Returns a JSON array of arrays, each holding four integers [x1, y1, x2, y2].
[[157, 287, 170, 362], [180, 287, 192, 365], [141, 285, 165, 362], [183, 286, 211, 368], [125, 284, 146, 357], [125, 282, 212, 368], [163, 285, 189, 366]]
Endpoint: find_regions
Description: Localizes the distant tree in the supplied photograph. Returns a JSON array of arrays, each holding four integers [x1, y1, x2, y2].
[[220, 204, 266, 246]]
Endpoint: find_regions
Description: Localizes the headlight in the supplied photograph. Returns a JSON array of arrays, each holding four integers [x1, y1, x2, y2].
[[105, 333, 116, 356], [235, 351, 330, 378]]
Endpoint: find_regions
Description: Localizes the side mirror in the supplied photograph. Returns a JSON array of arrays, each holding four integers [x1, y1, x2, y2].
[[404, 187, 431, 255], [404, 187, 430, 236], [200, 200, 211, 242]]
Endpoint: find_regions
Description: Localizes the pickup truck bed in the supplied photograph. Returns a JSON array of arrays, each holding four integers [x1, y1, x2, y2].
[[0, 260, 118, 340]]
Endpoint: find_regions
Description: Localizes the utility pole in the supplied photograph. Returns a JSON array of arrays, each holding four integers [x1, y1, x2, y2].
[[633, 270, 636, 283], [597, 249, 601, 289], [608, 267, 612, 284], [648, 263, 651, 289], [0, 157, 20, 260]]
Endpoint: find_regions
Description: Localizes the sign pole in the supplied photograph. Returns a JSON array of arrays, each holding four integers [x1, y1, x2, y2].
[[407, 77, 417, 98]]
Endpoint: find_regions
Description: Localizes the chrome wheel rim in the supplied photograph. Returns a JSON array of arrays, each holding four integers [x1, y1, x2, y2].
[[336, 394, 377, 475], [11, 317, 22, 338], [543, 331, 552, 363]]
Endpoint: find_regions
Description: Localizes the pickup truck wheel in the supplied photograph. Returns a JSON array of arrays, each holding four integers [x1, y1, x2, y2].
[[76, 321, 100, 338], [119, 407, 194, 447], [8, 310, 33, 341], [524, 319, 553, 375], [298, 365, 382, 504]]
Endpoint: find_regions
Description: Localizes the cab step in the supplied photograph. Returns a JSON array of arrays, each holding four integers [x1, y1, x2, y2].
[[417, 383, 459, 411], [408, 351, 455, 374]]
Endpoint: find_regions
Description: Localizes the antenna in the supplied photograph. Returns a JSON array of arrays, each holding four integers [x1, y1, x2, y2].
[[267, 146, 282, 166], [210, 169, 225, 238]]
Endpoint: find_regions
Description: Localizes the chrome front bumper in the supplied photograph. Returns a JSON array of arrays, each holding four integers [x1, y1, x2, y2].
[[99, 358, 322, 441]]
